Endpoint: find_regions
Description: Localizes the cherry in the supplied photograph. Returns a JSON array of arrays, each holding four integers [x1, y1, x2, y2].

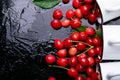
[[54, 39, 64, 50], [70, 32, 80, 41], [66, 9, 75, 19], [79, 31, 88, 41], [72, 0, 81, 9], [86, 67, 94, 76], [57, 49, 67, 57], [95, 57, 100, 64], [51, 19, 61, 30], [88, 57, 95, 67], [84, 0, 94, 3], [94, 7, 100, 17], [75, 8, 83, 19], [76, 63, 86, 72], [80, 5, 90, 17], [85, 27, 95, 36], [57, 58, 68, 67], [67, 67, 78, 78], [79, 57, 88, 67], [71, 18, 82, 29], [62, 0, 70, 4], [69, 47, 77, 56], [86, 38, 93, 45], [63, 38, 72, 48], [93, 37, 101, 46], [61, 19, 71, 28], [95, 46, 102, 57], [88, 48, 97, 57], [78, 53, 87, 59], [91, 72, 99, 80], [48, 77, 56, 80], [69, 56, 77, 66], [88, 13, 97, 24], [86, 77, 92, 80], [76, 42, 86, 51], [76, 76, 85, 80], [53, 9, 63, 19], [45, 54, 56, 64]]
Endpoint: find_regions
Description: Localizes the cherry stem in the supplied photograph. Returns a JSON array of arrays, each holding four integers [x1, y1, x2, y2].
[[49, 65, 69, 70]]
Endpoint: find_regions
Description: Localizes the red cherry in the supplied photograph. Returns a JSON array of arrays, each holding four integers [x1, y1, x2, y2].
[[57, 49, 67, 57], [86, 67, 94, 76], [79, 57, 88, 67], [70, 32, 80, 41], [79, 31, 88, 41], [63, 38, 72, 48], [62, 0, 70, 4], [85, 27, 95, 36], [80, 5, 90, 17], [57, 58, 68, 67], [61, 19, 71, 28], [91, 72, 99, 80], [94, 7, 101, 17], [86, 77, 92, 80], [76, 63, 86, 72], [75, 8, 83, 19], [69, 56, 77, 66], [78, 53, 87, 59], [69, 47, 77, 56], [88, 48, 97, 57], [95, 57, 100, 64], [48, 77, 56, 80], [71, 18, 82, 29], [45, 54, 56, 64], [76, 42, 86, 51], [76, 76, 85, 80], [72, 0, 81, 8], [54, 39, 64, 50], [88, 13, 97, 24], [84, 0, 94, 3], [93, 37, 101, 46], [53, 9, 63, 19], [95, 46, 102, 57], [51, 19, 61, 30], [88, 57, 95, 67], [66, 9, 75, 19], [86, 38, 93, 45], [67, 67, 78, 78]]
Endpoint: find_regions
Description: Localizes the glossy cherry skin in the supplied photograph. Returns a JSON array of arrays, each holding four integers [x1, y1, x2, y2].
[[76, 42, 86, 51], [63, 38, 72, 48], [86, 67, 94, 76], [95, 46, 102, 57], [54, 39, 64, 50], [45, 54, 56, 64], [72, 0, 81, 9], [76, 63, 86, 72], [57, 58, 68, 67], [67, 67, 78, 78], [53, 9, 63, 19], [69, 56, 77, 66], [88, 57, 95, 67], [80, 5, 90, 17], [51, 19, 61, 30], [86, 77, 92, 80], [84, 0, 94, 3], [93, 37, 101, 46], [66, 9, 75, 19], [87, 48, 97, 57], [57, 49, 67, 58], [78, 53, 87, 59], [70, 32, 80, 41], [86, 38, 93, 45], [79, 57, 88, 67], [71, 18, 82, 29], [76, 76, 85, 80], [69, 47, 77, 56], [85, 27, 95, 36], [61, 19, 71, 28], [88, 13, 97, 24], [62, 0, 70, 4], [75, 8, 83, 19], [48, 77, 56, 80], [91, 72, 99, 80], [79, 31, 88, 41]]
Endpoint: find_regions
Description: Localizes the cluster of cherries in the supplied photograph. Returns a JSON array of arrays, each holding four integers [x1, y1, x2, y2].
[[51, 0, 100, 30]]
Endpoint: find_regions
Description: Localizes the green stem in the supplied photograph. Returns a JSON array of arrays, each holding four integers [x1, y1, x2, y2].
[[49, 65, 69, 70]]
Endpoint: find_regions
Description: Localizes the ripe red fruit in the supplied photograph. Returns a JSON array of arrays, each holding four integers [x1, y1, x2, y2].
[[78, 53, 87, 59], [51, 19, 61, 30], [86, 38, 93, 45], [76, 76, 85, 80], [61, 19, 71, 28], [95, 46, 102, 57], [79, 57, 88, 67], [57, 58, 68, 67], [70, 32, 80, 41], [94, 7, 100, 17], [62, 0, 70, 4], [76, 63, 86, 72], [72, 0, 81, 8], [75, 9, 82, 19], [48, 77, 56, 80], [86, 77, 92, 80], [88, 48, 97, 57], [86, 67, 94, 76], [80, 5, 90, 17], [66, 9, 75, 19], [54, 39, 64, 50], [79, 31, 88, 41], [88, 13, 97, 24], [63, 38, 72, 48], [85, 27, 95, 36], [76, 42, 86, 51], [69, 47, 77, 56], [71, 18, 82, 29], [69, 56, 77, 66], [84, 0, 93, 3], [67, 67, 78, 78], [91, 72, 99, 80], [88, 57, 95, 67], [95, 57, 100, 64], [45, 54, 56, 64], [57, 49, 67, 57], [53, 9, 63, 19], [93, 37, 101, 46]]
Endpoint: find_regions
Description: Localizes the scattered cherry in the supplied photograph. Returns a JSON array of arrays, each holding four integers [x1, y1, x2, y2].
[[72, 0, 81, 9], [53, 9, 63, 19], [69, 47, 77, 56], [70, 32, 80, 41], [62, 0, 70, 4], [61, 19, 71, 28], [45, 54, 56, 65], [48, 77, 56, 80], [57, 58, 68, 67], [57, 49, 67, 58], [66, 9, 75, 19], [67, 67, 78, 78], [85, 27, 95, 36], [51, 19, 61, 30]]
